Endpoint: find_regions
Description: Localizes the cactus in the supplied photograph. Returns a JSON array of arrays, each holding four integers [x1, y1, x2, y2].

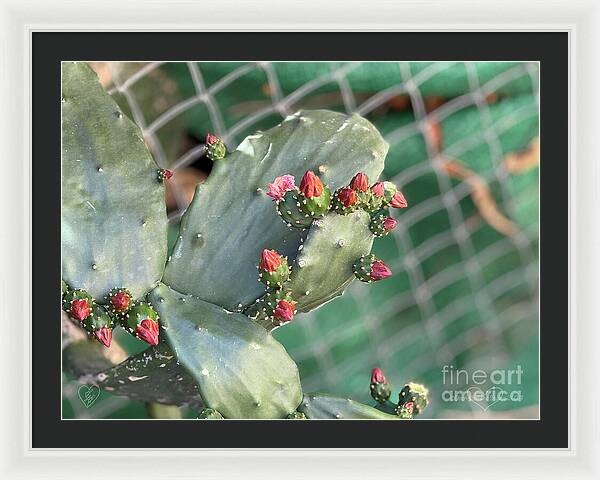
[[161, 109, 387, 311], [197, 408, 224, 420], [61, 62, 168, 301], [61, 62, 427, 419], [370, 367, 392, 404], [146, 283, 302, 419], [297, 394, 403, 420]]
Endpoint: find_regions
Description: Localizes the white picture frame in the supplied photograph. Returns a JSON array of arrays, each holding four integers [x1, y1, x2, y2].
[[0, 0, 595, 478]]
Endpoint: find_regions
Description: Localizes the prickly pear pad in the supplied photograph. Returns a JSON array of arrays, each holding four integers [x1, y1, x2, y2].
[[286, 211, 374, 312], [61, 62, 168, 300], [298, 393, 403, 420], [163, 110, 387, 311], [149, 283, 302, 419]]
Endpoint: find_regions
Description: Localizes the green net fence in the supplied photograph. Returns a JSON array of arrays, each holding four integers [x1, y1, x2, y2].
[[63, 61, 539, 419]]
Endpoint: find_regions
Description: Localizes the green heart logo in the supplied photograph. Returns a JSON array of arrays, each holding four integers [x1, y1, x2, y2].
[[78, 384, 100, 408]]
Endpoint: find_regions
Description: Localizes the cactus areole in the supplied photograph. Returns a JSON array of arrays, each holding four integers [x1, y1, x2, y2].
[[61, 62, 428, 420]]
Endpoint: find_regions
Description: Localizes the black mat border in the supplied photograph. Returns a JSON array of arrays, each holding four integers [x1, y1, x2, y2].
[[33, 32, 568, 448]]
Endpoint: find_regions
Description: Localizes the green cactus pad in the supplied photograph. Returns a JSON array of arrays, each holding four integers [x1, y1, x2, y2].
[[330, 188, 358, 216], [298, 186, 332, 218], [163, 110, 387, 311], [94, 344, 204, 409], [61, 62, 168, 301], [277, 190, 313, 229], [62, 288, 94, 317], [286, 211, 374, 313], [197, 408, 224, 419], [83, 304, 114, 333], [370, 382, 392, 404], [206, 138, 227, 161], [397, 382, 429, 416], [249, 290, 296, 328], [352, 254, 377, 283], [369, 211, 393, 237], [258, 257, 290, 288], [121, 302, 159, 333], [298, 394, 404, 420], [149, 283, 302, 419], [361, 191, 384, 213]]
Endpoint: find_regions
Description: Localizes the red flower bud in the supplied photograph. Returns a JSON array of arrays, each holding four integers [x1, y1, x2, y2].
[[371, 182, 385, 197], [163, 169, 173, 179], [94, 326, 113, 348], [260, 249, 282, 272], [206, 133, 219, 145], [370, 260, 392, 281], [273, 300, 296, 323], [110, 290, 130, 312], [338, 187, 357, 208], [350, 172, 369, 192], [299, 170, 324, 198], [371, 367, 387, 385], [70, 299, 91, 321], [390, 191, 408, 208], [404, 402, 414, 414], [383, 217, 398, 232], [135, 318, 159, 346]]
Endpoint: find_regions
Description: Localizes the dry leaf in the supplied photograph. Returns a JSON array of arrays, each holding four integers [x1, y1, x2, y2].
[[440, 158, 517, 237]]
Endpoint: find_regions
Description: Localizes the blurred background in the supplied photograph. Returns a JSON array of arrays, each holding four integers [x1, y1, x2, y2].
[[63, 61, 539, 419]]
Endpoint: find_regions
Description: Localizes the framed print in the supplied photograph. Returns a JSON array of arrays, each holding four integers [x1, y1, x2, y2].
[[1, 0, 597, 478]]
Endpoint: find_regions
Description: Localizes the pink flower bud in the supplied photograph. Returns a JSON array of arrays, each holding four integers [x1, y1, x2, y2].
[[370, 260, 392, 281], [338, 187, 357, 208], [94, 326, 112, 348], [273, 300, 296, 323], [260, 249, 282, 272], [299, 170, 324, 198], [70, 299, 91, 321], [383, 217, 398, 232], [266, 174, 296, 201], [371, 182, 385, 197], [135, 318, 159, 346], [110, 291, 130, 313], [371, 367, 387, 385], [350, 172, 369, 192], [390, 191, 408, 208], [206, 133, 220, 145]]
